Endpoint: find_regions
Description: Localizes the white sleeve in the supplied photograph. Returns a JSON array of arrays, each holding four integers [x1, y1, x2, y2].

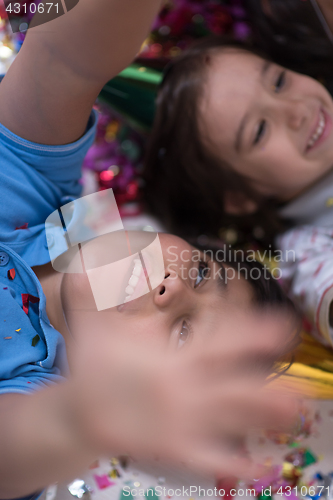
[[277, 226, 333, 346]]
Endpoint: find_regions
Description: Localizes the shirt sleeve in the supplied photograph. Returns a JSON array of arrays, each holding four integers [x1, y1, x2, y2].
[[277, 226, 333, 346], [0, 251, 68, 396], [0, 110, 98, 267]]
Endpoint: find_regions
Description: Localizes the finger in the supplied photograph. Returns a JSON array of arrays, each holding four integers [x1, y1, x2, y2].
[[185, 382, 298, 438], [188, 311, 298, 376]]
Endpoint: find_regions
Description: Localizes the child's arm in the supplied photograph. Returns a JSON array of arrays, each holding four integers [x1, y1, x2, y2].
[[0, 0, 164, 145], [0, 314, 296, 498], [0, 388, 97, 499]]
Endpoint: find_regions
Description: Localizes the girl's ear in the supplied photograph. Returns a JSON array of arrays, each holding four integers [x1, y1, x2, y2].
[[224, 191, 259, 215]]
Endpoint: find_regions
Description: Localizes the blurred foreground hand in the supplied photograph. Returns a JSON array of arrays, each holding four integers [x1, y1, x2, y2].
[[68, 309, 299, 479]]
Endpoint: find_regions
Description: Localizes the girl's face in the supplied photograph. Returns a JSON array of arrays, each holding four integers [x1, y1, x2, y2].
[[60, 233, 254, 351], [201, 49, 333, 203]]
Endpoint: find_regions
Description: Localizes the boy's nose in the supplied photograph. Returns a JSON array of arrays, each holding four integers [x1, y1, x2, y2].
[[153, 270, 189, 309]]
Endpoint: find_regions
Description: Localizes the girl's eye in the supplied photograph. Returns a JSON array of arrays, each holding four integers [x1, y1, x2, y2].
[[254, 120, 267, 145], [194, 260, 210, 288], [274, 71, 286, 93], [177, 321, 191, 349]]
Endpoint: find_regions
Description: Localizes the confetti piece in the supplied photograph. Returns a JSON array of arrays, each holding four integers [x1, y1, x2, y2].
[[31, 334, 40, 347], [284, 493, 298, 500], [282, 462, 302, 480], [68, 479, 92, 498], [109, 468, 121, 479], [22, 293, 39, 314], [4, 337, 12, 340], [15, 328, 21, 332], [3, 287, 7, 290], [145, 489, 159, 500], [303, 448, 317, 467], [27, 381, 31, 384], [216, 478, 239, 499], [94, 474, 115, 490], [15, 223, 28, 230], [7, 268, 15, 280]]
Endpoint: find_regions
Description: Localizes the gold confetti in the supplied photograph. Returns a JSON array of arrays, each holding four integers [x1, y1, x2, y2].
[[326, 197, 333, 207], [109, 469, 118, 479], [15, 328, 21, 332], [4, 337, 12, 340]]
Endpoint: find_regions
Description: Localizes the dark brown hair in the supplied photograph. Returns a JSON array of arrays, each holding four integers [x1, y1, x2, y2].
[[143, 36, 287, 248], [247, 0, 333, 83], [200, 243, 301, 366]]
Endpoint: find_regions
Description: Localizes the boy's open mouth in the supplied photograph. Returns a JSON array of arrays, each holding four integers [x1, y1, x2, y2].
[[124, 258, 144, 303]]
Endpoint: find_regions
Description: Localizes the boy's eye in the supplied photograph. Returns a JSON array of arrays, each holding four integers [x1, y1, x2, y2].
[[274, 71, 286, 93], [177, 321, 191, 349], [194, 260, 210, 288], [254, 120, 267, 145]]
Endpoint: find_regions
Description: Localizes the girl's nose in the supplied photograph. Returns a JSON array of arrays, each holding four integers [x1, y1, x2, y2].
[[284, 99, 309, 131], [153, 270, 187, 309]]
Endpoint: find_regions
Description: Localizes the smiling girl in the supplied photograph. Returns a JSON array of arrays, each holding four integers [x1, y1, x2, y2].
[[144, 30, 333, 346]]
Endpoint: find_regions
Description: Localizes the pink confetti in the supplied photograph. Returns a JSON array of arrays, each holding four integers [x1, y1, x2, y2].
[[93, 474, 115, 490], [284, 492, 298, 500], [252, 466, 282, 493]]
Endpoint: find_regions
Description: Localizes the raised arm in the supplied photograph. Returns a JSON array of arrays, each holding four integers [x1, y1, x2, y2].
[[0, 0, 163, 145]]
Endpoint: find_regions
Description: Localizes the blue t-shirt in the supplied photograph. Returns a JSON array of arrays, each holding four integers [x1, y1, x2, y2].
[[0, 111, 98, 267], [0, 110, 98, 396]]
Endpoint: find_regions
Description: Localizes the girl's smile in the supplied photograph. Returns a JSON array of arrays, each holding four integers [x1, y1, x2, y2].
[[306, 107, 333, 153]]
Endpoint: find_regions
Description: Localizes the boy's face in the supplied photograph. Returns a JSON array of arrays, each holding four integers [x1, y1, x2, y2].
[[61, 234, 254, 350], [201, 49, 333, 204]]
